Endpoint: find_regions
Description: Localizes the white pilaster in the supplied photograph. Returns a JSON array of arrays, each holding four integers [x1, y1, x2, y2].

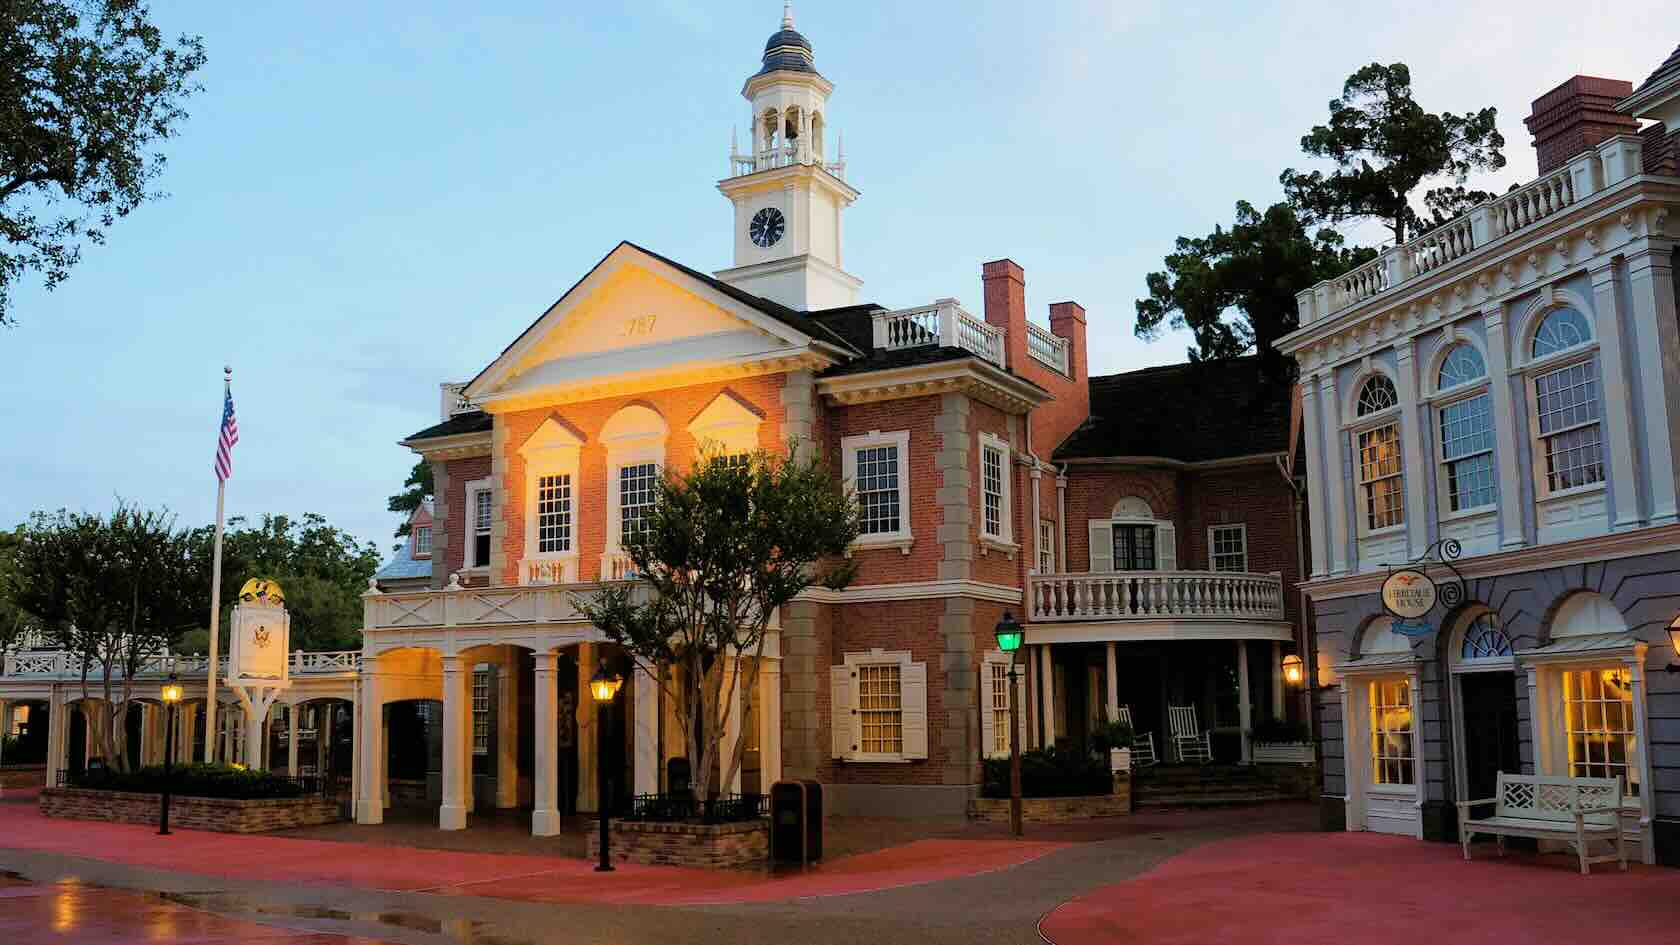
[[497, 652, 520, 808], [1300, 373, 1331, 577], [633, 663, 659, 796], [1236, 640, 1252, 764], [1483, 305, 1528, 548], [349, 684, 362, 811], [286, 704, 299, 774], [720, 656, 743, 795], [1271, 642, 1285, 718], [1393, 341, 1430, 555], [1590, 262, 1644, 530], [759, 658, 783, 786], [355, 673, 384, 825], [440, 656, 470, 830], [532, 651, 561, 837], [1104, 642, 1119, 722], [1627, 246, 1680, 524], [45, 688, 66, 780], [1319, 374, 1352, 574], [1038, 644, 1055, 745]]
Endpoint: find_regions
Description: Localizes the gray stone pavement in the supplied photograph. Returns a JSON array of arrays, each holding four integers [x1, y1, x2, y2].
[[0, 802, 1316, 945]]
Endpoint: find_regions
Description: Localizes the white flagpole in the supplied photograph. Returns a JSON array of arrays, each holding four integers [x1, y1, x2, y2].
[[205, 366, 230, 763]]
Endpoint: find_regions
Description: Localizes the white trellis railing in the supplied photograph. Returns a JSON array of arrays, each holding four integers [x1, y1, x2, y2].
[[1, 650, 361, 680], [1027, 570, 1286, 623], [872, 299, 1007, 369]]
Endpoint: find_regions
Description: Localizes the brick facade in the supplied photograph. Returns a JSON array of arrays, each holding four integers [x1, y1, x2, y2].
[[588, 818, 768, 869], [40, 787, 340, 833]]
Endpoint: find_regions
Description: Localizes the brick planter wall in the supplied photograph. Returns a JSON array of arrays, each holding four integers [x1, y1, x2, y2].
[[40, 787, 340, 833], [1, 765, 46, 789], [968, 774, 1132, 823], [1254, 762, 1320, 799], [587, 819, 769, 869]]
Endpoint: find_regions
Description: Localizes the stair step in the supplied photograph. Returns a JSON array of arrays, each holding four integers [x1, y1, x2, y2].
[[1135, 792, 1294, 808]]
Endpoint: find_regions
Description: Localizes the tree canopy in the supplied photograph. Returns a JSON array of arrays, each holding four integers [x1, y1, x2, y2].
[[1135, 201, 1376, 368], [576, 446, 858, 802], [387, 460, 432, 543], [1, 0, 206, 326], [1280, 62, 1505, 244]]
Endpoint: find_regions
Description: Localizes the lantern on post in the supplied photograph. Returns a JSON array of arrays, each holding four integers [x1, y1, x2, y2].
[[589, 659, 624, 872], [1666, 616, 1680, 673], [1282, 654, 1305, 687], [993, 611, 1024, 838], [159, 671, 184, 836]]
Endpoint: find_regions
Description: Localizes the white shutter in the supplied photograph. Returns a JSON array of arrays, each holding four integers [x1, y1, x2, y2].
[[830, 664, 854, 759], [980, 659, 998, 760], [900, 660, 929, 760], [1156, 523, 1177, 570], [1088, 520, 1114, 572]]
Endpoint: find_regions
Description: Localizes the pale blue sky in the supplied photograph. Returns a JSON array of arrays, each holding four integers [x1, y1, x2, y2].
[[2, 1, 1674, 549]]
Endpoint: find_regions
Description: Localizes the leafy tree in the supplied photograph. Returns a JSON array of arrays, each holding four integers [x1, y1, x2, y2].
[[0, 526, 43, 662], [1, 0, 206, 326], [576, 446, 858, 803], [11, 504, 206, 771], [1135, 200, 1376, 367], [387, 460, 432, 543], [1280, 63, 1505, 245]]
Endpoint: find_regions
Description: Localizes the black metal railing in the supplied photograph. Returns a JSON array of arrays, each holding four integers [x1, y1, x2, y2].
[[57, 767, 328, 796], [624, 791, 766, 823]]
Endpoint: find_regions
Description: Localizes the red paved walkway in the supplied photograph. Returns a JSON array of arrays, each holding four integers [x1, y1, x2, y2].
[[1040, 830, 1678, 945], [0, 790, 1067, 905]]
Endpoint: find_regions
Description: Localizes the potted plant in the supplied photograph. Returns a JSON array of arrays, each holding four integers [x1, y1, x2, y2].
[[1089, 718, 1135, 773], [1250, 718, 1314, 764]]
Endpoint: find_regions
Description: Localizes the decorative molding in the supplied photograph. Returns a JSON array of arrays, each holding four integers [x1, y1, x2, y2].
[[817, 360, 1048, 414], [400, 431, 492, 460], [797, 579, 1023, 605]]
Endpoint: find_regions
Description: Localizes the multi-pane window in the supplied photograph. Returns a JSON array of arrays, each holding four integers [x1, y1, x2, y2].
[[471, 488, 492, 567], [1369, 678, 1414, 786], [1535, 360, 1603, 492], [1358, 423, 1404, 529], [981, 443, 1004, 538], [619, 463, 658, 539], [1438, 343, 1487, 390], [471, 668, 490, 756], [1439, 394, 1496, 511], [1038, 520, 1055, 574], [413, 525, 432, 556], [857, 664, 903, 755], [990, 661, 1011, 756], [1532, 308, 1592, 359], [1563, 668, 1639, 796], [856, 444, 901, 536], [1460, 614, 1513, 659], [1210, 524, 1247, 572], [536, 474, 573, 553], [1112, 525, 1156, 571], [1357, 375, 1398, 415]]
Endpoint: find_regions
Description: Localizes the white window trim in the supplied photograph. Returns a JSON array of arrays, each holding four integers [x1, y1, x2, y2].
[[1433, 384, 1498, 518], [1350, 413, 1405, 538], [977, 431, 1017, 558], [1524, 348, 1606, 501], [413, 525, 432, 558], [1036, 519, 1056, 574], [842, 429, 913, 554], [519, 420, 584, 584], [463, 476, 493, 572], [601, 407, 669, 575], [1207, 523, 1248, 572], [981, 649, 1026, 760], [836, 648, 925, 763]]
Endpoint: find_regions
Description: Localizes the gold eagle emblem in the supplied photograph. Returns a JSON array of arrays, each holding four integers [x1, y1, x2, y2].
[[238, 578, 285, 606]]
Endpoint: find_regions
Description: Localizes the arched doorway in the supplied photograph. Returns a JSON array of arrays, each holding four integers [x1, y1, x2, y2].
[[1446, 608, 1520, 805]]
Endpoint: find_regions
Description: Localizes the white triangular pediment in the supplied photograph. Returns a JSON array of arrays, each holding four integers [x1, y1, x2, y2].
[[518, 416, 586, 457], [688, 390, 765, 454], [466, 244, 820, 408]]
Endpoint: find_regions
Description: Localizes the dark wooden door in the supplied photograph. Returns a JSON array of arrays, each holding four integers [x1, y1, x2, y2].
[[1459, 672, 1520, 802]]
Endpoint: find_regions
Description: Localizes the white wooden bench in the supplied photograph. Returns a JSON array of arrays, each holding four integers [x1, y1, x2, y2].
[[1456, 772, 1626, 875]]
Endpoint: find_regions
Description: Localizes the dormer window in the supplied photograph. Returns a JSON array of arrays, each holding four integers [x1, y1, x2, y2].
[[413, 525, 432, 558]]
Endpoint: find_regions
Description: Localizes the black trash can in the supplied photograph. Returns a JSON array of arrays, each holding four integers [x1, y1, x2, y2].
[[770, 779, 823, 865]]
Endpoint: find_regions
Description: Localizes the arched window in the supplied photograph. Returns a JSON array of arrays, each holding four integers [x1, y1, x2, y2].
[[1532, 308, 1592, 359], [1437, 343, 1487, 390], [1460, 613, 1512, 659], [1356, 375, 1398, 415]]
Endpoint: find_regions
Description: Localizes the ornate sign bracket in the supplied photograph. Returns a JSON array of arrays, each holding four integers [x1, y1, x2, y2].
[[1381, 539, 1466, 638]]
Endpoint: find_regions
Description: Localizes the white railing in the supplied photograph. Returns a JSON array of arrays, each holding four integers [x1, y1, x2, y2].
[[1333, 255, 1391, 312], [728, 144, 845, 180], [1025, 322, 1070, 374], [1406, 215, 1476, 277], [364, 581, 647, 633], [439, 381, 477, 420], [2, 650, 361, 680], [1490, 164, 1576, 239], [601, 552, 639, 582], [521, 556, 578, 586], [1026, 570, 1286, 623], [871, 299, 1007, 369]]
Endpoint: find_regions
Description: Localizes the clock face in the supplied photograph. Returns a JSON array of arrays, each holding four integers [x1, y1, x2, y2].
[[749, 207, 785, 248]]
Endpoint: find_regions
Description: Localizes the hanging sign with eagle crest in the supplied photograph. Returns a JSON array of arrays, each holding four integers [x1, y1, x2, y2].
[[229, 577, 291, 686]]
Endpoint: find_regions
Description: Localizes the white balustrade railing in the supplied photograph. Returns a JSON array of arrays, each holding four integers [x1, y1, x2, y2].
[[1490, 164, 1575, 239], [521, 556, 578, 586], [439, 381, 477, 419], [1334, 256, 1391, 312], [2, 650, 360, 679], [364, 580, 647, 633], [871, 299, 1007, 369], [1025, 322, 1070, 374], [1027, 570, 1286, 623], [728, 145, 845, 180], [1406, 215, 1476, 276]]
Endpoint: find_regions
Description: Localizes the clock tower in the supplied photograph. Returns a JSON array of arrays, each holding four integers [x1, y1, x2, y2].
[[715, 4, 861, 311]]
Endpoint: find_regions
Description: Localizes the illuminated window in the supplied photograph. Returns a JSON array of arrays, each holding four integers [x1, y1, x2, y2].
[[1209, 524, 1247, 572], [472, 668, 491, 756], [536, 474, 573, 553], [989, 661, 1011, 756], [1563, 668, 1639, 796], [1369, 678, 1414, 785], [1358, 423, 1404, 529], [1534, 360, 1603, 492], [857, 663, 903, 755]]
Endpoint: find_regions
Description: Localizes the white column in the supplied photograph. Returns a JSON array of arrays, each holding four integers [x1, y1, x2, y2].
[[531, 651, 561, 837], [1236, 641, 1252, 764], [355, 674, 384, 825], [254, 704, 271, 770], [1038, 644, 1055, 745], [496, 653, 520, 808], [1483, 305, 1528, 548], [287, 704, 300, 774], [1029, 467, 1044, 571], [1055, 473, 1069, 572], [440, 656, 470, 830], [1590, 262, 1644, 530], [180, 704, 197, 765], [759, 659, 783, 787], [633, 663, 659, 796], [1393, 341, 1430, 556], [720, 656, 743, 795], [1627, 246, 1680, 524], [1271, 642, 1285, 718], [1318, 374, 1352, 574], [1104, 642, 1120, 722], [349, 684, 362, 812], [45, 688, 66, 780], [575, 643, 597, 812], [1300, 373, 1331, 577]]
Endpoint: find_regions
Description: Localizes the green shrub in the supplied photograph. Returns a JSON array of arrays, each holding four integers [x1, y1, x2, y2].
[[1089, 719, 1135, 755], [982, 746, 1111, 799], [1251, 718, 1312, 744], [67, 762, 306, 800]]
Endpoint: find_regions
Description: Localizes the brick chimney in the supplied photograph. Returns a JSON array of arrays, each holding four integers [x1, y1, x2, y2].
[[981, 258, 1027, 372], [1525, 75, 1638, 174]]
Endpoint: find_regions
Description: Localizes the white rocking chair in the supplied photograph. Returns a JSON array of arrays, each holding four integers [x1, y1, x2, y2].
[[1168, 705, 1213, 764], [1114, 706, 1158, 768]]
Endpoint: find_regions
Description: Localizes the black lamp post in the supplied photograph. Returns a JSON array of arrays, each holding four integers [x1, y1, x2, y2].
[[589, 659, 624, 872], [994, 611, 1025, 838], [159, 672, 183, 836]]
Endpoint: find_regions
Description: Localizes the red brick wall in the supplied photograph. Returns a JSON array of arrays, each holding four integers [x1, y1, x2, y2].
[[822, 395, 944, 585], [1524, 75, 1638, 174], [41, 787, 340, 833], [971, 401, 1022, 588], [1063, 468, 1182, 571], [825, 598, 948, 786], [439, 454, 491, 586]]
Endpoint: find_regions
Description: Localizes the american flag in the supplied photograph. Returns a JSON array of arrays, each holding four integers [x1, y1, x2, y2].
[[214, 386, 239, 482]]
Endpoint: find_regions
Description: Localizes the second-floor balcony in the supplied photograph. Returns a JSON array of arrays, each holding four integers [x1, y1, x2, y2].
[[873, 299, 1006, 368], [1026, 570, 1287, 626], [1, 649, 363, 681]]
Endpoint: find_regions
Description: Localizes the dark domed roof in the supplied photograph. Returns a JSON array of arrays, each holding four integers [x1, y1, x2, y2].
[[764, 28, 811, 54], [755, 5, 819, 77]]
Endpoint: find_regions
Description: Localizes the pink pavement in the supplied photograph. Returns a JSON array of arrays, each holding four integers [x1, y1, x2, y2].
[[1039, 829, 1679, 945], [0, 792, 1067, 905]]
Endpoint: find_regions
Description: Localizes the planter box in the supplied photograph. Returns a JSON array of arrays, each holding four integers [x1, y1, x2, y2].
[[1252, 741, 1315, 765], [1109, 748, 1131, 773], [968, 775, 1132, 823], [40, 786, 340, 833], [587, 818, 768, 869], [0, 765, 46, 789]]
